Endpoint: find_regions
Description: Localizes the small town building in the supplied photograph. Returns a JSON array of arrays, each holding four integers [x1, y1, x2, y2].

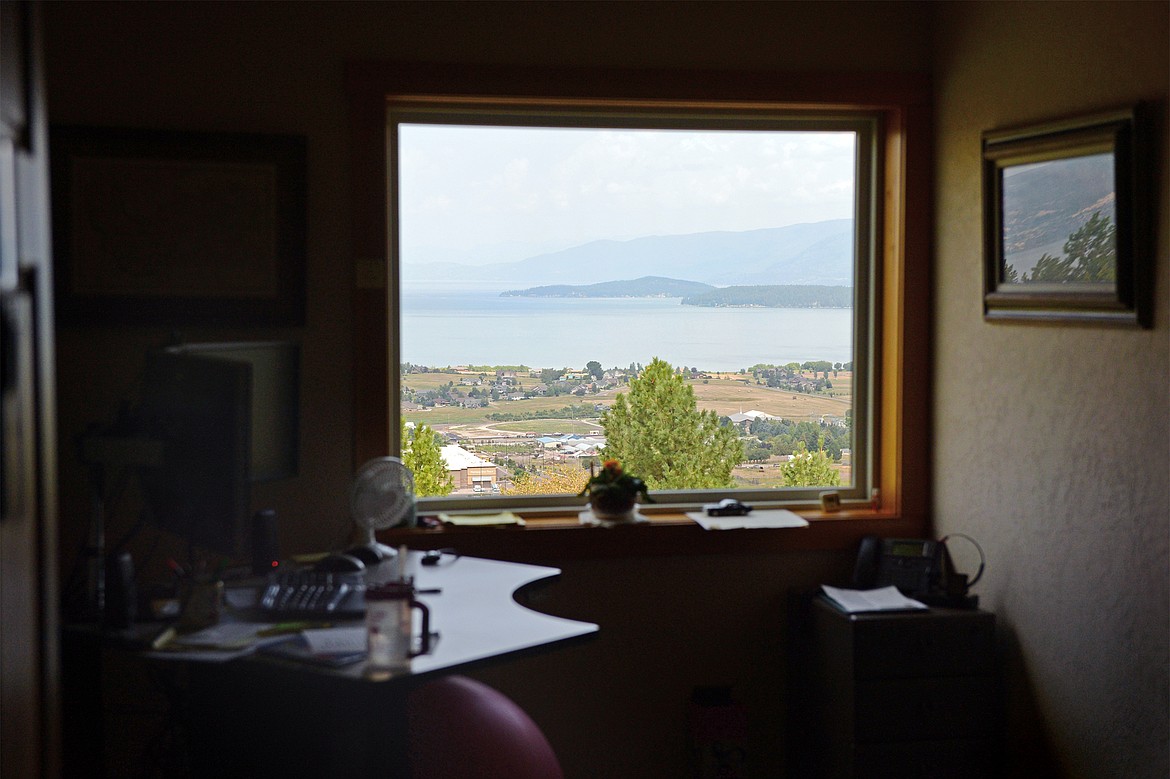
[[440, 444, 498, 492]]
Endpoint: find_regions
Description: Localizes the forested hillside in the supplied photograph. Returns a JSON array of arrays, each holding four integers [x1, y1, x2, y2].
[[682, 285, 852, 308]]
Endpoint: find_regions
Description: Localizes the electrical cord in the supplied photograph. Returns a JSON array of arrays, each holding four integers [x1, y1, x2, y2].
[[940, 532, 985, 588]]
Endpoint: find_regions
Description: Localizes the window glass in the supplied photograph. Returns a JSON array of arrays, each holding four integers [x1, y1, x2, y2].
[[392, 105, 876, 511]]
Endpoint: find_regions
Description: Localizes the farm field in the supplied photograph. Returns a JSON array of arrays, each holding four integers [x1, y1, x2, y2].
[[690, 374, 850, 420], [402, 369, 852, 438], [491, 419, 603, 435], [732, 460, 851, 489]]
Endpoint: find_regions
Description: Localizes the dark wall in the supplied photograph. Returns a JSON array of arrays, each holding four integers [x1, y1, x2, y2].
[[44, 0, 934, 565]]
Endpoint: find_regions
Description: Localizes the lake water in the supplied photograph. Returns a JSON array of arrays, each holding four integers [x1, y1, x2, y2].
[[401, 286, 853, 372]]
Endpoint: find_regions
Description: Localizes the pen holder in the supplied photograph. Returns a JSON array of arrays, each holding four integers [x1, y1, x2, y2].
[[177, 578, 223, 633], [364, 578, 432, 675]]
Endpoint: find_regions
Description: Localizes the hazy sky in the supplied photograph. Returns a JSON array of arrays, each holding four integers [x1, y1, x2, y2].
[[398, 124, 856, 266]]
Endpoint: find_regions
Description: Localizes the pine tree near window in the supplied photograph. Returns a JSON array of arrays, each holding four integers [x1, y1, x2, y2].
[[1022, 211, 1116, 283]]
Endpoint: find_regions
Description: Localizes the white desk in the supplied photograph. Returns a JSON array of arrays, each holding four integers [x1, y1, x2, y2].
[[135, 553, 596, 776], [323, 551, 598, 679], [209, 551, 598, 681]]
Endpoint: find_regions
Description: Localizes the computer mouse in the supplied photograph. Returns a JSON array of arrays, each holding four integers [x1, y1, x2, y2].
[[313, 553, 366, 573]]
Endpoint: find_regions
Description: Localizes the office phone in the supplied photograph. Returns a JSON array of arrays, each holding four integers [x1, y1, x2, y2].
[[258, 568, 366, 618], [853, 534, 984, 608]]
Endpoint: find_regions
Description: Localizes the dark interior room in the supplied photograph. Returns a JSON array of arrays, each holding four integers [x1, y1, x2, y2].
[[2, 1, 1167, 777]]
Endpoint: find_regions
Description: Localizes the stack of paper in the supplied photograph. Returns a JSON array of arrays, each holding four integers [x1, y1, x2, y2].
[[260, 626, 369, 667], [685, 508, 809, 530], [149, 621, 287, 662], [821, 584, 928, 613], [169, 622, 275, 649]]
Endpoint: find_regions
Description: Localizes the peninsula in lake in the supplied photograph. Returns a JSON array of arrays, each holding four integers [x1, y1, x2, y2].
[[501, 276, 852, 308], [682, 285, 852, 308]]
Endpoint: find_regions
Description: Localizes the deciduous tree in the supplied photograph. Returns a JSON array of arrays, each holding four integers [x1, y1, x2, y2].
[[781, 436, 840, 488], [601, 357, 743, 490], [502, 462, 590, 496]]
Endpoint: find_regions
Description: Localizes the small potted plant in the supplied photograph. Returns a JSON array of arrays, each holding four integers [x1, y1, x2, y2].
[[579, 459, 652, 525]]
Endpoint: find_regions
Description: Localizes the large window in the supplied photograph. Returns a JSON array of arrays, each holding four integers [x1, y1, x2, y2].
[[388, 100, 879, 514]]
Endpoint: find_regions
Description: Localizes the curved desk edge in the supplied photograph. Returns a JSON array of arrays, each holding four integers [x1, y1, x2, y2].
[[347, 552, 598, 681]]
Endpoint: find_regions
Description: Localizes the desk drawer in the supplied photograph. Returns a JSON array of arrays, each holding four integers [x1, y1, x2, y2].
[[854, 676, 997, 743], [853, 615, 995, 679]]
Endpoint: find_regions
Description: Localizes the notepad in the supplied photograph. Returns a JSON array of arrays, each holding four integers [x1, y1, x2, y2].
[[260, 631, 367, 667], [438, 511, 525, 527], [821, 584, 928, 613], [301, 626, 367, 655]]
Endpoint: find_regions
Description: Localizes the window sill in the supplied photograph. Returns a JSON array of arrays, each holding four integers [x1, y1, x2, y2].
[[382, 508, 927, 564]]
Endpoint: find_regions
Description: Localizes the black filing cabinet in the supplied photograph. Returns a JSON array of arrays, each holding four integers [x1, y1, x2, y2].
[[805, 597, 999, 778]]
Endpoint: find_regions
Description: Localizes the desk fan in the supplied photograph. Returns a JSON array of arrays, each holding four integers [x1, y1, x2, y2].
[[347, 456, 416, 563]]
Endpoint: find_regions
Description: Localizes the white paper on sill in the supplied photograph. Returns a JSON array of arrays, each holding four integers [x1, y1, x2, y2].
[[302, 626, 367, 655], [685, 508, 809, 530], [821, 584, 928, 613]]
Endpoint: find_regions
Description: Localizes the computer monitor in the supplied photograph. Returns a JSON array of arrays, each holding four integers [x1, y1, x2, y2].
[[136, 341, 300, 556], [175, 341, 301, 483]]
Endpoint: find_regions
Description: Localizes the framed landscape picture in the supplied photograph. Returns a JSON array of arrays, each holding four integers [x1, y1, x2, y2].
[[51, 126, 307, 326], [982, 106, 1149, 327]]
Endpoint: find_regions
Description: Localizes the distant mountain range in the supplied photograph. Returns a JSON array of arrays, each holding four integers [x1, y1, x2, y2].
[[502, 276, 714, 298], [403, 218, 852, 287]]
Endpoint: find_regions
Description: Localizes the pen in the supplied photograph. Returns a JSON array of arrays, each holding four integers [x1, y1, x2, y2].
[[151, 626, 176, 650], [256, 621, 333, 637]]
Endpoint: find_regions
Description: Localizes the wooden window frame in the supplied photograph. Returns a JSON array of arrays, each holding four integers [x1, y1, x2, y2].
[[346, 64, 932, 558]]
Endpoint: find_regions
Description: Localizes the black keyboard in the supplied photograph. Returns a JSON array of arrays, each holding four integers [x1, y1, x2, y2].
[[258, 569, 366, 618]]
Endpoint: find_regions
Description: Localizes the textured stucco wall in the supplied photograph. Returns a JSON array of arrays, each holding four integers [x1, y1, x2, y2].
[[932, 2, 1169, 776]]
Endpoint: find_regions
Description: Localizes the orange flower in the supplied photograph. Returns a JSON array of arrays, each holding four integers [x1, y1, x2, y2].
[[579, 459, 652, 503]]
